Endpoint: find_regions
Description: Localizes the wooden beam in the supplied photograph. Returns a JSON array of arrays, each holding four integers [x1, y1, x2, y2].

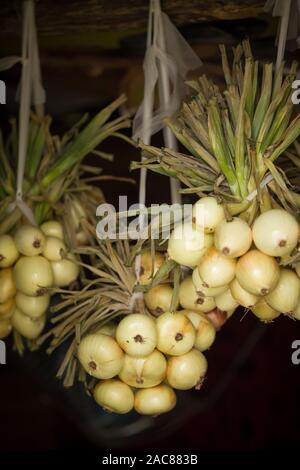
[[1, 0, 265, 35]]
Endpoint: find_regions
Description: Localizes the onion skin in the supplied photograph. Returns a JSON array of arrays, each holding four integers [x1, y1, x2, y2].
[[119, 349, 167, 388], [0, 268, 17, 303], [11, 308, 46, 339], [265, 268, 300, 315], [215, 288, 239, 312], [13, 256, 53, 296], [168, 223, 213, 268], [179, 276, 216, 313], [0, 318, 12, 339], [14, 225, 46, 257], [0, 235, 19, 268], [144, 284, 177, 315], [230, 278, 259, 308], [181, 310, 216, 351], [156, 312, 195, 356], [95, 322, 116, 337], [251, 298, 281, 322], [116, 313, 157, 357], [206, 308, 228, 330], [192, 267, 228, 297], [139, 251, 165, 285], [295, 263, 300, 278], [134, 385, 177, 415], [94, 380, 134, 414], [214, 217, 252, 258], [236, 249, 280, 296], [252, 209, 299, 257], [42, 237, 67, 261], [294, 301, 300, 320], [198, 247, 236, 288], [78, 333, 124, 380], [15, 292, 50, 318], [0, 297, 16, 320], [167, 349, 208, 390]]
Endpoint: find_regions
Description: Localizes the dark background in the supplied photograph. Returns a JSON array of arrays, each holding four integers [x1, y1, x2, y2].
[[0, 0, 300, 457]]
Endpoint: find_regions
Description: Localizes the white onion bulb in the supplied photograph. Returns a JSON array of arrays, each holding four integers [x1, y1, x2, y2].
[[0, 319, 12, 339], [13, 256, 53, 296], [119, 349, 167, 388], [77, 333, 124, 379], [0, 297, 15, 320], [12, 308, 46, 339], [139, 250, 165, 285], [251, 298, 280, 322], [94, 379, 134, 414], [252, 209, 299, 257], [183, 310, 216, 351], [294, 301, 300, 320], [179, 276, 216, 312], [214, 217, 252, 258], [14, 224, 45, 256], [51, 254, 80, 287], [156, 312, 195, 356], [144, 284, 177, 314], [40, 220, 64, 240], [96, 322, 116, 337], [265, 268, 300, 314], [198, 247, 236, 288], [192, 267, 228, 297], [0, 268, 16, 303], [134, 385, 176, 415], [230, 278, 259, 308], [168, 223, 213, 268], [42, 237, 67, 261], [15, 291, 50, 318], [236, 249, 280, 296], [167, 348, 208, 390], [192, 196, 225, 233], [0, 235, 19, 268], [116, 313, 157, 357], [215, 288, 239, 312]]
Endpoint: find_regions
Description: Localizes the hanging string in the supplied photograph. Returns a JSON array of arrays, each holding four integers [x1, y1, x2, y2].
[[4, 0, 46, 224]]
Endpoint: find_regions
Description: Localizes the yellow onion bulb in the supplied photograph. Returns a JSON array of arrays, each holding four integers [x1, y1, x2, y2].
[[0, 318, 12, 339], [134, 385, 176, 415], [294, 301, 300, 320], [236, 249, 280, 296], [51, 254, 80, 287], [11, 308, 46, 339], [192, 267, 228, 297], [167, 349, 207, 390], [215, 288, 239, 312], [40, 220, 64, 240], [95, 322, 116, 337], [251, 298, 280, 322], [116, 313, 157, 357], [252, 209, 299, 257], [0, 235, 19, 268], [0, 297, 15, 320], [192, 196, 225, 233], [156, 312, 195, 356], [42, 237, 67, 261], [94, 379, 134, 414], [198, 247, 236, 288], [14, 224, 45, 256], [15, 291, 50, 318], [144, 284, 177, 315], [139, 250, 165, 285], [77, 333, 124, 379], [168, 223, 213, 268], [214, 217, 252, 258], [265, 268, 300, 315], [0, 268, 17, 303], [182, 310, 216, 351], [13, 256, 53, 296], [179, 276, 216, 313], [230, 278, 259, 308], [119, 349, 167, 388]]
